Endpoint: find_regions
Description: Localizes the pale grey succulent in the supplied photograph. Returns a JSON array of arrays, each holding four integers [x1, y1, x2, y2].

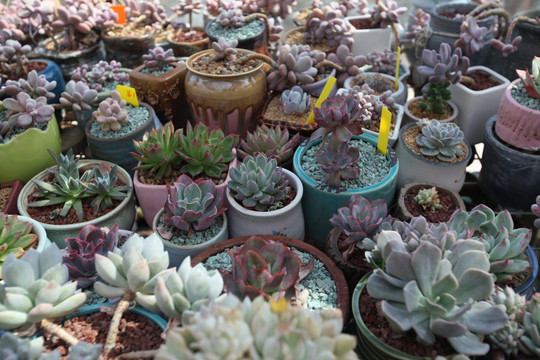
[[0, 70, 56, 100], [279, 85, 311, 114], [519, 293, 540, 357], [92, 90, 128, 132], [142, 46, 176, 72], [267, 44, 318, 91], [416, 120, 465, 162], [59, 80, 98, 114], [211, 37, 239, 62], [0, 333, 61, 360], [216, 7, 245, 29], [304, 8, 353, 48], [67, 342, 102, 360]]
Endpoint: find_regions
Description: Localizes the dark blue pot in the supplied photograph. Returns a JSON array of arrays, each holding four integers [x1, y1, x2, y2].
[[516, 245, 539, 299]]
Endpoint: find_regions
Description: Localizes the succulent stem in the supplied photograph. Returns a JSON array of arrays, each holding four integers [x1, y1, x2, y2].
[[504, 16, 540, 43], [238, 53, 277, 68], [103, 291, 135, 356], [315, 60, 345, 73], [244, 13, 271, 50], [40, 318, 79, 346]]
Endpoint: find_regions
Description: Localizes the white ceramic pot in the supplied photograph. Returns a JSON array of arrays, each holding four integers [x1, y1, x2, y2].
[[226, 168, 305, 240], [403, 96, 459, 125], [345, 15, 392, 56], [449, 65, 510, 145]]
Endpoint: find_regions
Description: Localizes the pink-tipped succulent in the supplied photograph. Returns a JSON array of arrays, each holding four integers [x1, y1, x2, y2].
[[222, 236, 313, 300], [516, 56, 540, 99], [142, 46, 176, 72], [63, 223, 119, 289], [211, 37, 239, 62], [237, 125, 300, 164], [92, 90, 129, 132], [454, 15, 489, 56]]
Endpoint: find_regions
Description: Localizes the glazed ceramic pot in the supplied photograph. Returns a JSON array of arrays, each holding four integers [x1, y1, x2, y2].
[[17, 160, 136, 248], [102, 28, 157, 69], [344, 72, 407, 105], [395, 122, 472, 192], [300, 68, 338, 97], [0, 180, 24, 214], [403, 96, 459, 125], [448, 65, 510, 145], [494, 79, 540, 151], [226, 168, 305, 240], [185, 49, 266, 137], [129, 62, 189, 129], [153, 211, 228, 268], [0, 115, 61, 184], [345, 15, 392, 56], [34, 59, 66, 104], [206, 17, 269, 55], [167, 27, 210, 57]]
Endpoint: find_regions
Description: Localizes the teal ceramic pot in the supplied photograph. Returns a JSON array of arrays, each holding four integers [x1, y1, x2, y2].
[[17, 160, 136, 248], [293, 134, 399, 246], [0, 115, 61, 184], [35, 59, 66, 104]]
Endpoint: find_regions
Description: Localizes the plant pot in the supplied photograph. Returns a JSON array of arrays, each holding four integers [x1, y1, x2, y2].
[[206, 17, 269, 55], [403, 96, 459, 124], [292, 133, 399, 246], [0, 115, 61, 184], [0, 180, 23, 214], [494, 79, 540, 151], [185, 49, 266, 137], [102, 28, 157, 69], [395, 122, 472, 192], [300, 68, 338, 97], [17, 160, 136, 248], [448, 65, 510, 145], [395, 182, 466, 223], [281, 26, 336, 54], [153, 210, 228, 268], [85, 102, 157, 176], [226, 168, 305, 240], [517, 245, 539, 299], [257, 94, 319, 135], [34, 59, 66, 104], [479, 116, 540, 210], [345, 15, 392, 56], [166, 27, 210, 57], [191, 234, 350, 321], [7, 214, 51, 253], [344, 72, 407, 105], [129, 62, 189, 129]]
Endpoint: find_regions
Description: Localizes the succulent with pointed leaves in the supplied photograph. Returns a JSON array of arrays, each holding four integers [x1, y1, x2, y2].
[[414, 186, 443, 212], [131, 122, 184, 180], [0, 333, 61, 360], [59, 80, 98, 117], [0, 213, 38, 277], [519, 293, 540, 356], [267, 44, 318, 91], [532, 195, 540, 229], [316, 146, 360, 189], [211, 37, 239, 62], [279, 86, 311, 115], [516, 56, 540, 99], [416, 120, 465, 162], [0, 70, 56, 100], [142, 46, 176, 72], [237, 124, 300, 164], [0, 244, 88, 330], [304, 8, 353, 48], [83, 163, 130, 215]]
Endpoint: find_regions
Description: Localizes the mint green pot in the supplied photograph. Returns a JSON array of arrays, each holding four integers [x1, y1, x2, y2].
[[292, 133, 399, 246], [0, 115, 61, 184]]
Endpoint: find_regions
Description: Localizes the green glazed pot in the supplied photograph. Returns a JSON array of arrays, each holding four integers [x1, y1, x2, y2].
[[0, 115, 61, 184]]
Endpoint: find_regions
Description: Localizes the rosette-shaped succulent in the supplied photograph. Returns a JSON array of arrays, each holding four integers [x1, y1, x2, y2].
[[327, 45, 367, 85], [125, 0, 167, 27], [176, 122, 239, 179], [2, 92, 54, 129], [50, 0, 97, 51], [237, 124, 300, 164], [448, 204, 532, 283], [62, 224, 119, 289], [365, 50, 397, 75], [71, 60, 129, 92], [370, 0, 406, 28], [228, 153, 289, 212], [142, 46, 176, 72], [414, 186, 442, 212], [267, 44, 318, 91], [216, 7, 245, 29], [83, 164, 130, 215], [417, 43, 469, 85], [0, 244, 88, 330], [0, 70, 56, 100], [519, 293, 540, 356], [532, 195, 540, 229], [416, 120, 465, 162], [304, 8, 353, 48], [59, 80, 98, 115], [131, 122, 184, 179], [259, 0, 296, 19], [0, 333, 60, 360], [454, 15, 489, 56], [279, 86, 311, 115], [160, 174, 225, 237], [316, 146, 360, 189], [0, 213, 38, 277], [154, 256, 224, 319], [92, 90, 128, 132], [211, 37, 239, 62], [222, 236, 310, 300], [366, 230, 507, 356]]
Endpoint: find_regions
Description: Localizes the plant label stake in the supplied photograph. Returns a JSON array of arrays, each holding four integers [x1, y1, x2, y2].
[[378, 106, 391, 155], [116, 85, 139, 107], [306, 76, 337, 124], [110, 5, 127, 24], [394, 46, 401, 91]]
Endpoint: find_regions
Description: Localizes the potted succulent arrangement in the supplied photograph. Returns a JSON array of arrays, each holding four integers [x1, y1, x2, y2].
[[58, 79, 99, 132], [226, 153, 305, 240], [129, 46, 189, 129], [292, 93, 399, 246], [152, 174, 228, 268], [70, 60, 131, 102], [363, 49, 411, 91], [84, 90, 157, 174], [344, 71, 407, 105], [0, 180, 24, 214], [0, 72, 61, 184], [17, 149, 136, 247], [166, 0, 209, 57]]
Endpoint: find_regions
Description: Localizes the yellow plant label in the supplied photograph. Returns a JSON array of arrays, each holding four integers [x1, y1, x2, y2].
[[116, 85, 139, 107], [378, 106, 391, 155], [110, 5, 127, 24], [394, 46, 401, 91], [306, 76, 337, 124]]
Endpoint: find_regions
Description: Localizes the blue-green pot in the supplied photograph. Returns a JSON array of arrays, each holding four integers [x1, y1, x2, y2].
[[37, 59, 66, 104], [292, 133, 399, 246]]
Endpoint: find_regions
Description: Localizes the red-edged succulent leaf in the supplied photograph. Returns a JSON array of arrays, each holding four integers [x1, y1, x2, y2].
[[516, 69, 540, 99], [247, 267, 274, 289]]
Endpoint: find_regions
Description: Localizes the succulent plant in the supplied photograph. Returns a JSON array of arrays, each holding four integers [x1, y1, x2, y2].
[[315, 146, 360, 189], [1, 92, 54, 131], [71, 60, 129, 93], [222, 236, 312, 300], [519, 293, 540, 356], [0, 333, 61, 360], [448, 204, 532, 283], [216, 7, 245, 29], [237, 124, 300, 164], [370, 0, 406, 28], [0, 70, 56, 101], [67, 342, 102, 360], [142, 46, 176, 72], [154, 256, 224, 319], [47, 0, 98, 51], [329, 195, 387, 259], [365, 50, 397, 75], [0, 39, 32, 80], [170, 0, 202, 28], [83, 163, 130, 216], [532, 195, 540, 229], [279, 86, 311, 115], [63, 224, 119, 289], [156, 294, 357, 359], [266, 44, 318, 91], [125, 0, 167, 28], [92, 90, 129, 132], [176, 122, 239, 179], [304, 8, 353, 48], [0, 244, 88, 330], [454, 15, 489, 56], [366, 230, 507, 356], [327, 45, 368, 86], [228, 153, 289, 212], [414, 186, 443, 212], [131, 122, 184, 180], [516, 56, 540, 99], [160, 174, 226, 237], [59, 80, 99, 118], [0, 213, 38, 277], [416, 120, 465, 162], [211, 37, 239, 62]]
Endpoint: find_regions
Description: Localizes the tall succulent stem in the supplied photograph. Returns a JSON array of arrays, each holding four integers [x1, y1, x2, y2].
[[316, 60, 346, 73], [103, 291, 136, 356], [40, 318, 79, 346]]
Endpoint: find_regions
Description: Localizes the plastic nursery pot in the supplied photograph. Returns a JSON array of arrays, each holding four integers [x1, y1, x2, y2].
[[191, 234, 350, 321], [292, 133, 399, 247], [0, 180, 24, 214], [403, 96, 459, 125], [0, 115, 61, 184], [345, 15, 392, 56], [226, 168, 305, 240], [344, 72, 407, 105], [166, 27, 210, 58], [17, 160, 136, 248], [153, 211, 228, 268], [206, 17, 268, 55]]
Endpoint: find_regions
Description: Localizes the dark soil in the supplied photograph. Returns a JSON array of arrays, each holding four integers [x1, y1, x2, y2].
[[462, 69, 503, 91], [407, 98, 455, 121], [336, 232, 371, 271], [349, 18, 373, 30], [170, 28, 207, 42], [4, 61, 48, 81], [191, 52, 260, 75], [403, 185, 458, 223]]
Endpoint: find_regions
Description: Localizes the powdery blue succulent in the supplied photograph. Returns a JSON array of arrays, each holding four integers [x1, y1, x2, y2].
[[279, 86, 311, 114], [0, 333, 61, 360], [416, 120, 465, 162], [519, 293, 540, 356]]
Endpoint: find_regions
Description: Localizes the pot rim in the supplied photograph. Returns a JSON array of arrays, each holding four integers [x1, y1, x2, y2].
[[451, 65, 510, 95], [166, 27, 209, 45], [185, 49, 264, 78]]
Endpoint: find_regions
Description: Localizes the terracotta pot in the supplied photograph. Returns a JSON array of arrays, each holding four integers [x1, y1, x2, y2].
[[185, 49, 266, 137], [0, 180, 23, 214], [129, 62, 189, 129], [206, 17, 269, 56], [166, 27, 210, 57], [403, 96, 459, 125], [494, 79, 540, 151], [191, 234, 350, 321], [102, 28, 157, 69]]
